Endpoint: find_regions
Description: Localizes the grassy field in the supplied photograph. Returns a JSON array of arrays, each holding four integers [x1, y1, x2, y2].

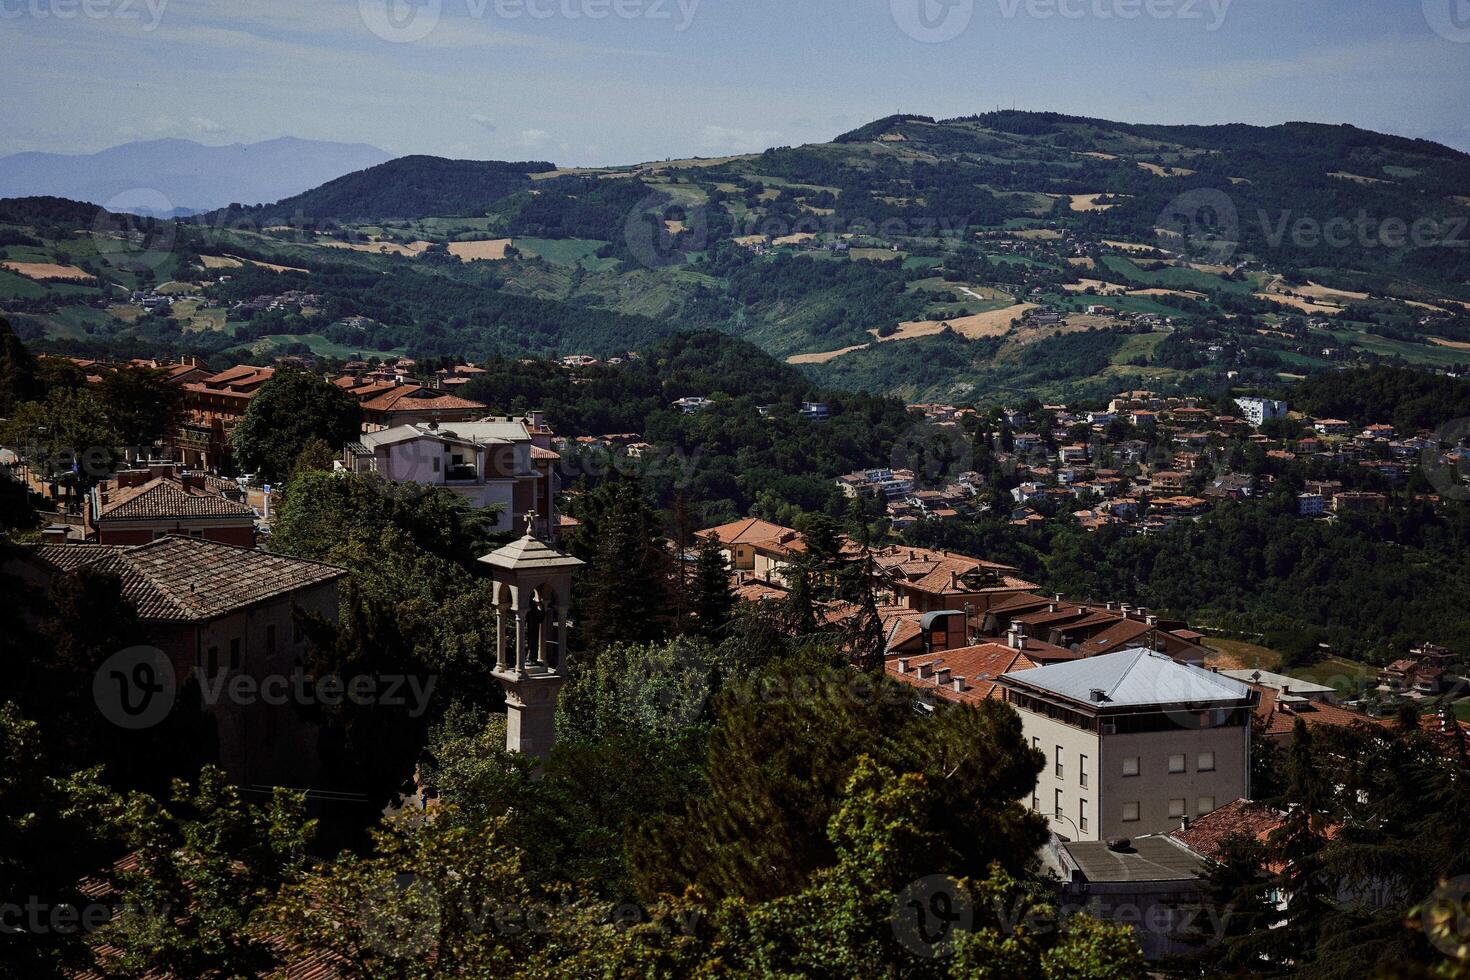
[[1202, 638, 1283, 670], [513, 237, 616, 270], [1101, 255, 1249, 294], [229, 333, 408, 359], [1289, 656, 1379, 693]]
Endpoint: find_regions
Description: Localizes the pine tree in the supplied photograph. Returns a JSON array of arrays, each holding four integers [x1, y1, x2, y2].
[[688, 534, 735, 640]]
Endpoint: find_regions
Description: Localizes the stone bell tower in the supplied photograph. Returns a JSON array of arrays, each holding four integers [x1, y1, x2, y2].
[[477, 517, 584, 759]]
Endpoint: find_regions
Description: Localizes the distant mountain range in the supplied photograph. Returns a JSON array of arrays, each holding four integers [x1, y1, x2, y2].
[[0, 137, 392, 215]]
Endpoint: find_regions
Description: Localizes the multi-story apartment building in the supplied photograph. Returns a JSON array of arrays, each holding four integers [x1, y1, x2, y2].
[[173, 365, 275, 471], [1234, 397, 1288, 428], [345, 418, 558, 539], [998, 648, 1257, 841]]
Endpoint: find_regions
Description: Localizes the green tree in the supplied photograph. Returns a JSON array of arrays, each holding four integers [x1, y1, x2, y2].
[[0, 314, 38, 416], [96, 365, 184, 452], [1, 387, 120, 490], [230, 368, 362, 481], [687, 534, 735, 640], [572, 481, 674, 648], [89, 768, 315, 979]]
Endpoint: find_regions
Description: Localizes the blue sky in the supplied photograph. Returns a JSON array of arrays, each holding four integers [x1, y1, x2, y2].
[[3, 0, 1469, 163]]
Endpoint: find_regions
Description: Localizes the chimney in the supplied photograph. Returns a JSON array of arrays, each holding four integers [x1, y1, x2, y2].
[[1089, 688, 1106, 702], [896, 659, 909, 675], [1180, 816, 1191, 831], [952, 676, 965, 693], [1007, 625, 1023, 650], [41, 525, 69, 544], [1146, 614, 1158, 626], [933, 667, 952, 686], [917, 663, 933, 680], [1049, 602, 1058, 613], [1105, 601, 1114, 611], [950, 571, 960, 591]]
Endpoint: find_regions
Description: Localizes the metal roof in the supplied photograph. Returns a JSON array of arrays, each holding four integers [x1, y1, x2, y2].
[[999, 647, 1254, 707]]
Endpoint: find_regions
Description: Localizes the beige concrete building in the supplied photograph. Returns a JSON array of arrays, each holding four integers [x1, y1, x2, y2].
[[999, 648, 1257, 841]]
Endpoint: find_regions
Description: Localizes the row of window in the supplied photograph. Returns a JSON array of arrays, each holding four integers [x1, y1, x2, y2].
[[1035, 739, 1216, 783], [1031, 795, 1218, 826]]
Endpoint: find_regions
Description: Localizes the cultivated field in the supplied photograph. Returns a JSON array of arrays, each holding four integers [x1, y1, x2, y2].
[[1066, 193, 1120, 212], [316, 239, 434, 257], [2, 261, 92, 280], [786, 343, 871, 364], [869, 303, 1036, 343], [448, 238, 512, 261], [199, 254, 309, 274]]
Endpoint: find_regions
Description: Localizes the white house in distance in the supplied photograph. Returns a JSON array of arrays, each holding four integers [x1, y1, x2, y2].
[[1234, 397, 1288, 428], [998, 648, 1258, 842], [345, 418, 559, 539]]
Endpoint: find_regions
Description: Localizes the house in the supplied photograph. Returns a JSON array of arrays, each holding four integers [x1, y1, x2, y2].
[[1332, 491, 1388, 514], [1298, 492, 1326, 517], [870, 544, 1039, 619], [12, 537, 346, 786], [998, 648, 1257, 841], [172, 365, 275, 471], [697, 518, 811, 588], [836, 468, 914, 500], [1219, 668, 1338, 705], [800, 401, 830, 422], [87, 466, 256, 546], [1313, 418, 1353, 436], [335, 378, 488, 431], [345, 418, 557, 538], [672, 396, 714, 414], [1046, 835, 1212, 960], [1234, 397, 1288, 428], [1150, 471, 1191, 493]]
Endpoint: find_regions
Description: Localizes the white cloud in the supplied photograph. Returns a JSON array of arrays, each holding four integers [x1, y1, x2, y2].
[[697, 125, 782, 156]]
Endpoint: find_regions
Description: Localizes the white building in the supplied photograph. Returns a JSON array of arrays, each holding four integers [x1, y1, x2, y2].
[[1234, 397, 1288, 428], [999, 648, 1257, 841], [345, 419, 557, 538], [1297, 492, 1326, 518]]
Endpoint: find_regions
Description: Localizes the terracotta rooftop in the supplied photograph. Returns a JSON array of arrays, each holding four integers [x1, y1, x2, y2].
[[889, 644, 1039, 704], [27, 537, 345, 623], [95, 476, 255, 522], [1169, 799, 1285, 862]]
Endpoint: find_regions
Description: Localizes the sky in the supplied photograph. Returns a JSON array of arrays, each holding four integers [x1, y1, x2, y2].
[[2, 0, 1469, 164]]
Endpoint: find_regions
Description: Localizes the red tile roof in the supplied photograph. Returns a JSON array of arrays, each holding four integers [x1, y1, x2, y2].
[[1169, 799, 1285, 861], [27, 537, 345, 623], [95, 477, 254, 521], [888, 644, 1039, 704]]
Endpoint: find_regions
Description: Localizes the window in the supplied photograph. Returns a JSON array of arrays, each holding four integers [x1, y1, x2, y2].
[[1122, 802, 1140, 822], [1122, 756, 1140, 777], [1055, 746, 1064, 779], [1079, 754, 1089, 788], [432, 457, 440, 473], [229, 638, 240, 671], [1079, 799, 1089, 833], [1168, 754, 1186, 774], [1198, 796, 1216, 816], [1169, 798, 1186, 819], [1054, 789, 1063, 818], [1197, 751, 1216, 772]]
